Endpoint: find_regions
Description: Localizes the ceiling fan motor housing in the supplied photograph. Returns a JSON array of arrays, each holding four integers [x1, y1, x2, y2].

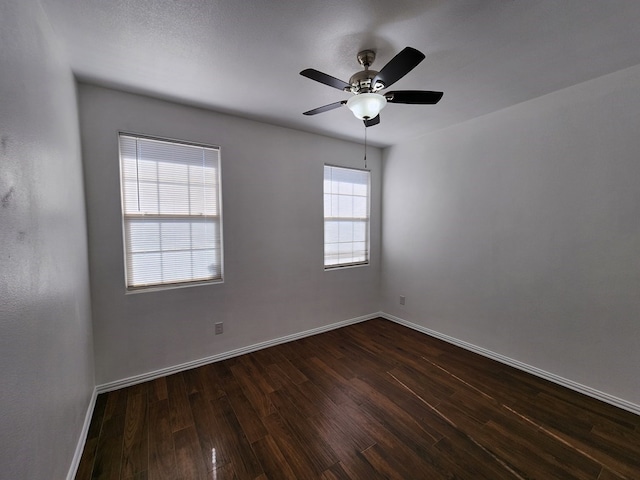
[[348, 69, 382, 94], [348, 49, 385, 94]]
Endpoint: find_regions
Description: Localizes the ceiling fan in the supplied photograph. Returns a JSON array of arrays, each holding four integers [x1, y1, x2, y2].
[[300, 47, 443, 127]]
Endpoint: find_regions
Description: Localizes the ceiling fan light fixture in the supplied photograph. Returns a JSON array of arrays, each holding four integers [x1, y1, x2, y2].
[[346, 93, 387, 120]]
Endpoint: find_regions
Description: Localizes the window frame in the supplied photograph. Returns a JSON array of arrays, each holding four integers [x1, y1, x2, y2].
[[118, 132, 224, 293], [323, 163, 371, 270]]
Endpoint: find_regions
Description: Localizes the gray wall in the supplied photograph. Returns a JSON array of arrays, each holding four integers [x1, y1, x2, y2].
[[381, 64, 640, 406], [79, 85, 382, 385], [0, 1, 95, 479]]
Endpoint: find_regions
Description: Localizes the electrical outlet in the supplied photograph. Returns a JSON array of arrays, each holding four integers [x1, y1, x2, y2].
[[214, 322, 224, 335], [399, 295, 406, 305]]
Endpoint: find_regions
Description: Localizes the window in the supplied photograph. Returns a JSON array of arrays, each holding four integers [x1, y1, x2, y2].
[[324, 165, 370, 268], [119, 133, 223, 290]]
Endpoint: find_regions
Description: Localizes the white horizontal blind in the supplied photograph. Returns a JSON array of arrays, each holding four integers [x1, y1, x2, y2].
[[324, 165, 370, 268], [119, 134, 223, 289]]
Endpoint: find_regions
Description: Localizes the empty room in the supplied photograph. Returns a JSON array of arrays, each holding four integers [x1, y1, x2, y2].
[[1, 1, 640, 478]]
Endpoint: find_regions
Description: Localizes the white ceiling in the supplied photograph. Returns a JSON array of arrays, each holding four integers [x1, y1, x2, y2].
[[41, 0, 640, 147]]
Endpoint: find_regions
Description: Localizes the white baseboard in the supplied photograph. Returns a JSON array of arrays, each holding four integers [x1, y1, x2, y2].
[[96, 312, 378, 394], [380, 312, 640, 416], [66, 386, 98, 480], [71, 311, 638, 478]]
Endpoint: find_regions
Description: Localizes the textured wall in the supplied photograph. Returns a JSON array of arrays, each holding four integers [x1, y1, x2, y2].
[[78, 85, 381, 385], [0, 1, 95, 479], [381, 64, 640, 406]]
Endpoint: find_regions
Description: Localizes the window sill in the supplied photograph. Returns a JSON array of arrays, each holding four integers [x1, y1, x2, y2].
[[324, 262, 369, 271], [125, 278, 224, 295]]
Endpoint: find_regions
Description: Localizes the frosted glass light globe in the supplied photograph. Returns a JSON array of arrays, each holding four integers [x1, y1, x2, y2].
[[346, 93, 387, 120]]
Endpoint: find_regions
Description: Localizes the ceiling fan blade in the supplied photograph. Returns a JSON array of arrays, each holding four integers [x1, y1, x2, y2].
[[300, 69, 351, 91], [386, 90, 444, 104], [364, 115, 380, 127], [303, 100, 347, 116], [372, 47, 425, 89]]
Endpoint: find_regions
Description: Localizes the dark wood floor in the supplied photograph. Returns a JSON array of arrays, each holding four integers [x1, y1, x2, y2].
[[75, 318, 640, 479]]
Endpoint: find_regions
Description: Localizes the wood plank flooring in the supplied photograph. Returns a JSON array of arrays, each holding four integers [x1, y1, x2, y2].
[[75, 318, 640, 479]]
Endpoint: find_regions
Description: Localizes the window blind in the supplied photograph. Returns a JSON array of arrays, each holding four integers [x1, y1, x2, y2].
[[323, 165, 370, 268], [119, 134, 223, 289]]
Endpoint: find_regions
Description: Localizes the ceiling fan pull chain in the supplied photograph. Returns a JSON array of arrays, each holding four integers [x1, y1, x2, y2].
[[364, 123, 368, 169]]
